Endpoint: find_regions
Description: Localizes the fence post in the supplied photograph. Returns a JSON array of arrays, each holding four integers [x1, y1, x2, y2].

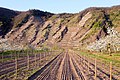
[[11, 52, 12, 59], [49, 51, 50, 55], [84, 55, 85, 67], [81, 55, 82, 65], [15, 52, 17, 79], [18, 51, 19, 59], [88, 58, 90, 74], [27, 50, 29, 70], [110, 61, 112, 80], [40, 53, 41, 63], [95, 58, 97, 80], [35, 53, 37, 68], [39, 53, 40, 67], [44, 52, 46, 58], [2, 52, 3, 63]]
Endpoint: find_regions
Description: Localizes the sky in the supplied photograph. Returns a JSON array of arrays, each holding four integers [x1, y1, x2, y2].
[[0, 0, 120, 13]]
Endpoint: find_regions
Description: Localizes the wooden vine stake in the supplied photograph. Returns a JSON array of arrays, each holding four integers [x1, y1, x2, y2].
[[2, 52, 3, 63], [18, 51, 19, 58], [49, 51, 50, 55], [44, 52, 46, 57], [15, 52, 17, 79], [40, 53, 41, 63], [88, 57, 90, 74], [27, 51, 29, 70], [35, 53, 37, 68], [81, 55, 82, 65], [11, 53, 12, 59], [46, 52, 47, 62], [84, 55, 86, 67], [110, 61, 112, 80], [94, 58, 97, 80], [39, 53, 40, 67]]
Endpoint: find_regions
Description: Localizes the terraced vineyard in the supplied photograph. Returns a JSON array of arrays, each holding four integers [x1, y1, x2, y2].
[[28, 50, 120, 80], [0, 50, 120, 80]]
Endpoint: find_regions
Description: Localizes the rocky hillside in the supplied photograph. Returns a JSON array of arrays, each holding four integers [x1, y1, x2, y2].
[[0, 5, 120, 50], [0, 7, 18, 37]]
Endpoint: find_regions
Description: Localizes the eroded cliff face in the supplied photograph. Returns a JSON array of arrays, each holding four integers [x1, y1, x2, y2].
[[0, 6, 120, 50]]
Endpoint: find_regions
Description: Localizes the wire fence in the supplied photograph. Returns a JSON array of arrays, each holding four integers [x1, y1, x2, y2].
[[76, 52, 120, 80], [0, 50, 60, 80]]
